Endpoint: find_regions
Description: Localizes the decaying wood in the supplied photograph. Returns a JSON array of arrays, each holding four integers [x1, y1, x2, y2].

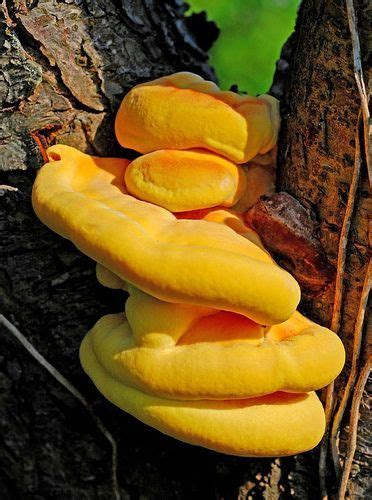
[[246, 192, 334, 296]]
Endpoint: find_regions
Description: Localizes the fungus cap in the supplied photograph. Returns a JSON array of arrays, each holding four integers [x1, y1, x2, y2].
[[80, 313, 326, 457], [125, 149, 247, 212], [85, 289, 345, 400], [32, 145, 300, 325], [183, 208, 266, 249], [115, 72, 280, 163]]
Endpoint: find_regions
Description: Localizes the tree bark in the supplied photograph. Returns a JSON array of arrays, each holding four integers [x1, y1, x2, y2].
[[274, 1, 370, 498], [0, 0, 370, 499]]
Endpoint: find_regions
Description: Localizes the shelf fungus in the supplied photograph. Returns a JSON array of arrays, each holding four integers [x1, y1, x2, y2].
[[115, 72, 280, 164], [32, 73, 345, 457]]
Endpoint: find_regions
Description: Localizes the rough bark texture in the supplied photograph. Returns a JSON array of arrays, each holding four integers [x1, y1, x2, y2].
[[0, 0, 370, 499], [276, 1, 370, 498]]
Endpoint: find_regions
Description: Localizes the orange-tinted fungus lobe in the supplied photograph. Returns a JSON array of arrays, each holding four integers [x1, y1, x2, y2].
[[124, 149, 246, 212]]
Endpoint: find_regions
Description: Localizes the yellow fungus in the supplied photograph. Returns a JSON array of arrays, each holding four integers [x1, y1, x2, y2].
[[32, 72, 344, 457], [115, 72, 280, 163]]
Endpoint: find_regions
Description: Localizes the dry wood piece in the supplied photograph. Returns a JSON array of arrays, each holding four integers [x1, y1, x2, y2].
[[246, 192, 335, 296]]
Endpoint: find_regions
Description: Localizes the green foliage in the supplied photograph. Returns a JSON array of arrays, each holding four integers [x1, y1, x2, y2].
[[187, 0, 299, 95]]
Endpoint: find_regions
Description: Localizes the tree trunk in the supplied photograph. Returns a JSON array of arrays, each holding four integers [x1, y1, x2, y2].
[[0, 1, 369, 499], [274, 1, 370, 498]]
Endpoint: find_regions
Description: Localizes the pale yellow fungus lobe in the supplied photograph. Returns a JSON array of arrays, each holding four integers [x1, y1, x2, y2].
[[96, 263, 127, 290]]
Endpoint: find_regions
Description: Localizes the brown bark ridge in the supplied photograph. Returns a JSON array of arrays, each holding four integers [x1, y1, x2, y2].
[[246, 191, 335, 296], [273, 1, 371, 499]]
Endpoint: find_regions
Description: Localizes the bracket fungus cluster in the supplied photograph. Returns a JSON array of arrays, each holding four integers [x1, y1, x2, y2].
[[32, 73, 345, 457]]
